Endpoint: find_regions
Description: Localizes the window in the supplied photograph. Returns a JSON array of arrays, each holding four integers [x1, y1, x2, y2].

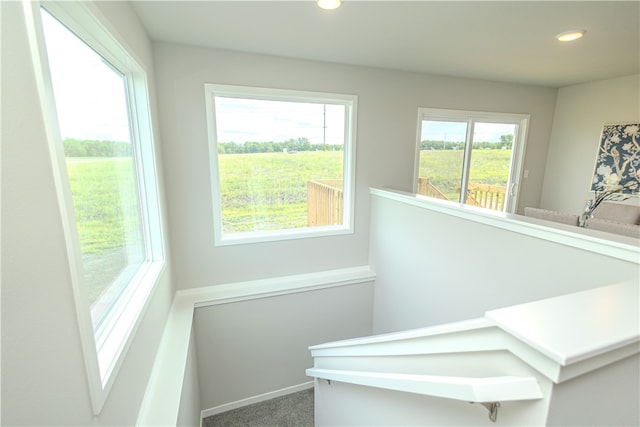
[[205, 84, 357, 245], [27, 1, 164, 413], [414, 108, 529, 213]]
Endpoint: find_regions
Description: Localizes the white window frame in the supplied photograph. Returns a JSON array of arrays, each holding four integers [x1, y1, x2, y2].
[[413, 108, 529, 213], [205, 84, 357, 246], [23, 0, 165, 414]]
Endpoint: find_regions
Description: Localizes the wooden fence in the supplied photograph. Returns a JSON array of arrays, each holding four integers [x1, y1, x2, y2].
[[417, 178, 506, 212], [308, 179, 506, 226], [465, 183, 507, 211], [307, 179, 343, 226], [416, 178, 449, 201]]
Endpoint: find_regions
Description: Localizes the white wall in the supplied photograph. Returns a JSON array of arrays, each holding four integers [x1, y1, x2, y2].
[[194, 282, 373, 411], [1, 2, 174, 425], [546, 354, 639, 426], [369, 192, 639, 333], [315, 380, 542, 427], [541, 74, 640, 214], [177, 326, 202, 427], [152, 42, 558, 291], [151, 43, 558, 413]]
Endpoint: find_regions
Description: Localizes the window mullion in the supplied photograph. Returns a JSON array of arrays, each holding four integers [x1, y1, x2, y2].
[[459, 119, 475, 203]]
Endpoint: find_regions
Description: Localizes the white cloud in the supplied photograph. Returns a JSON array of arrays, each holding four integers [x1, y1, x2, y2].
[[215, 97, 345, 145], [421, 120, 516, 143], [42, 9, 130, 142]]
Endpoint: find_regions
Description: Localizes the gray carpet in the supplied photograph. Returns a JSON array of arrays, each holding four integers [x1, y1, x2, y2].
[[203, 389, 314, 427]]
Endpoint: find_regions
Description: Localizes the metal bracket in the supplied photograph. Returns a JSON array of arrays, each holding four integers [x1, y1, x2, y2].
[[471, 402, 500, 422]]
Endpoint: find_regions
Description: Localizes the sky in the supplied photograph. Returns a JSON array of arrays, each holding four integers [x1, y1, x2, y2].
[[42, 8, 513, 146], [43, 8, 347, 147], [214, 97, 346, 145], [42, 9, 131, 143], [421, 120, 516, 143]]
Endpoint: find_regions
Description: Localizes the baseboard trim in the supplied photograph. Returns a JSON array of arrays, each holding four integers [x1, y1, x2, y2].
[[139, 266, 374, 426], [200, 381, 315, 420]]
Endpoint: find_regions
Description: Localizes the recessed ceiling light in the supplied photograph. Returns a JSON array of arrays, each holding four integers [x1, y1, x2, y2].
[[556, 30, 586, 42], [317, 0, 341, 10]]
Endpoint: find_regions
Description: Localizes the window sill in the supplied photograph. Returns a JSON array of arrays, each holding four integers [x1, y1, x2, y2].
[[215, 224, 353, 246], [97, 260, 166, 387]]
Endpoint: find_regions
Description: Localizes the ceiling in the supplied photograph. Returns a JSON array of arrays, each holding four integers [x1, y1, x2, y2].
[[131, 1, 640, 88]]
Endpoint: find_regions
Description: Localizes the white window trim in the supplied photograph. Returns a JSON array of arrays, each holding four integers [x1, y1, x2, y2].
[[413, 107, 529, 213], [205, 84, 357, 246], [23, 0, 165, 414]]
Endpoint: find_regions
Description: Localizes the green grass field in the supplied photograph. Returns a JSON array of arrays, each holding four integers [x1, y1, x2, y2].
[[218, 151, 343, 232], [66, 158, 144, 304], [417, 149, 512, 199], [67, 149, 510, 301]]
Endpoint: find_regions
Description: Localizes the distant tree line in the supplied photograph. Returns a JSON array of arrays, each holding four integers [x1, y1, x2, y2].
[[420, 134, 514, 150], [63, 139, 132, 157], [218, 138, 343, 154]]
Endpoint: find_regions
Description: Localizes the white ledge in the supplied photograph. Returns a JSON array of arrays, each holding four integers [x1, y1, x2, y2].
[[486, 281, 640, 366], [308, 281, 639, 386], [183, 265, 375, 308], [137, 266, 375, 426], [306, 368, 543, 403], [370, 188, 640, 263], [309, 318, 494, 351]]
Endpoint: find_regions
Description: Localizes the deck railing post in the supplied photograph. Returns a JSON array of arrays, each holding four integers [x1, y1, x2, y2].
[[307, 179, 344, 226]]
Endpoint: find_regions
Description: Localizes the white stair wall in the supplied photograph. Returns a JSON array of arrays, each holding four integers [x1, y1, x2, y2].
[[313, 379, 550, 426], [307, 281, 639, 426]]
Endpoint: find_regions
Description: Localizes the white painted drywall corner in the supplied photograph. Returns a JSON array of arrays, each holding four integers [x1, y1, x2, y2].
[[369, 190, 640, 333], [1, 1, 174, 424], [541, 74, 640, 214], [177, 325, 201, 427]]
